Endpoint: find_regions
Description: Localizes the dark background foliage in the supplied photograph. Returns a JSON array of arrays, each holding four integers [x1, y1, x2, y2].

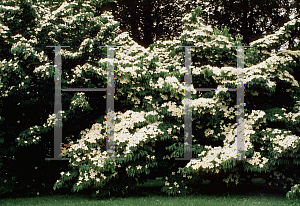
[[98, 0, 300, 47]]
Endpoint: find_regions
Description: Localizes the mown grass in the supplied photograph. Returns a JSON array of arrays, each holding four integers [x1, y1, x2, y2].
[[0, 178, 299, 206]]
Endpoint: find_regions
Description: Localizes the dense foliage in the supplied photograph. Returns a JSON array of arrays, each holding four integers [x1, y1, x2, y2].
[[0, 0, 118, 196], [1, 0, 300, 200]]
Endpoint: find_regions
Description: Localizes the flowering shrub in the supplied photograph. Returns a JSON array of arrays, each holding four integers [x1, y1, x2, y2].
[[1, 0, 300, 198], [0, 0, 119, 196], [53, 6, 300, 198]]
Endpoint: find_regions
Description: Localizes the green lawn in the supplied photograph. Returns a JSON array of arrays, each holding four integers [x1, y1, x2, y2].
[[1, 178, 299, 206]]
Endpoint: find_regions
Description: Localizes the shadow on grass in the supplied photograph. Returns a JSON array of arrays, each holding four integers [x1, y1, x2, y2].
[[0, 177, 286, 201], [127, 177, 285, 198]]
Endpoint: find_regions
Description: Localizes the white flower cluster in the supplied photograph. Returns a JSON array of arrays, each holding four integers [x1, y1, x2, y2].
[[246, 110, 266, 126], [94, 111, 155, 148], [204, 128, 214, 137], [243, 51, 300, 91], [161, 101, 184, 118], [247, 152, 269, 168], [272, 133, 299, 150], [191, 97, 216, 113], [250, 18, 300, 48], [192, 65, 219, 76], [119, 76, 131, 85], [83, 123, 105, 144], [51, 1, 70, 16], [276, 58, 297, 84], [141, 96, 152, 104], [283, 110, 300, 123], [217, 102, 235, 119], [117, 66, 140, 79], [33, 63, 52, 78], [115, 32, 131, 42], [186, 145, 237, 170], [70, 139, 89, 152], [0, 22, 9, 34], [67, 110, 165, 171], [114, 35, 147, 66], [0, 5, 19, 11], [149, 77, 164, 89], [43, 111, 66, 128], [70, 92, 89, 110]]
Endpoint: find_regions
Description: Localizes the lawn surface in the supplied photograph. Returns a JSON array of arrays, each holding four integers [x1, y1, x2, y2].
[[1, 178, 299, 206]]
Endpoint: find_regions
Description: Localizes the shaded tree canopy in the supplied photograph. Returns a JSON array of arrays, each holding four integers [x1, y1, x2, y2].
[[98, 0, 300, 47]]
